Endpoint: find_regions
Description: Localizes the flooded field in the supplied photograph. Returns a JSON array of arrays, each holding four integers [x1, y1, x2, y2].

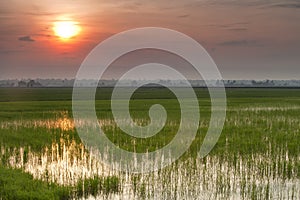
[[0, 88, 299, 199]]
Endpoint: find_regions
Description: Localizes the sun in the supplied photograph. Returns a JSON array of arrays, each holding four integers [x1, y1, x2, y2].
[[53, 21, 81, 40]]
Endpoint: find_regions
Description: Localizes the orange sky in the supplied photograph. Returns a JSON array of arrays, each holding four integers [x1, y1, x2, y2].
[[0, 0, 300, 79]]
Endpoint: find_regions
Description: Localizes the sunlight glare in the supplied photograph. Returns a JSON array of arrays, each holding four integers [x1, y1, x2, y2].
[[53, 21, 81, 40]]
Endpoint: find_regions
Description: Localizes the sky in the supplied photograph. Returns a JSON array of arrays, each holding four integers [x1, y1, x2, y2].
[[0, 0, 300, 80]]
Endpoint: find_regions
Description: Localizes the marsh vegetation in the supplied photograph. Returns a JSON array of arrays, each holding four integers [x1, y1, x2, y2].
[[0, 88, 299, 199]]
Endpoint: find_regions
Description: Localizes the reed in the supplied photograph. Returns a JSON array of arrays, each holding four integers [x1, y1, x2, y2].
[[0, 88, 299, 199]]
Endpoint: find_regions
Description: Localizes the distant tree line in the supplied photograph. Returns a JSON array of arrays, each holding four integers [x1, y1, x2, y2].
[[0, 79, 300, 88]]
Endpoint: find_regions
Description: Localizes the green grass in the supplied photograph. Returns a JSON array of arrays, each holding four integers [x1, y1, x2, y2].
[[0, 166, 71, 200], [0, 166, 121, 200], [0, 88, 300, 199]]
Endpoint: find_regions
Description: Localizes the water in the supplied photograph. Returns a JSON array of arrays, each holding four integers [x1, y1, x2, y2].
[[1, 109, 300, 199]]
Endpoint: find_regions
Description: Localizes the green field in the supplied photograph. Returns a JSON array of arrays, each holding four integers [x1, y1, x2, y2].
[[0, 88, 300, 199]]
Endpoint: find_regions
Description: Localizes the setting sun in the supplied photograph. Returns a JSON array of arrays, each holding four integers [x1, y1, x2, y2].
[[53, 21, 81, 40]]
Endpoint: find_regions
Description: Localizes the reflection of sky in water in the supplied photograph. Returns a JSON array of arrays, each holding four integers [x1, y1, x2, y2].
[[0, 108, 299, 199], [2, 144, 299, 199]]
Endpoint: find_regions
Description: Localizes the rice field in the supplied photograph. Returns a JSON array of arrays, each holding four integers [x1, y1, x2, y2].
[[0, 88, 299, 199]]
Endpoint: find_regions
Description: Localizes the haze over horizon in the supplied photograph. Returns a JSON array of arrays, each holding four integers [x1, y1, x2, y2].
[[1, 0, 299, 80]]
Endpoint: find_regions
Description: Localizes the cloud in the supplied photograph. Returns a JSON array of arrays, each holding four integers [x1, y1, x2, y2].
[[186, 0, 271, 8], [0, 50, 24, 54], [18, 36, 35, 42], [228, 28, 248, 31], [33, 33, 52, 38], [178, 14, 189, 18], [204, 21, 250, 29], [218, 39, 262, 47], [186, 0, 300, 9], [271, 3, 300, 8], [23, 11, 62, 16]]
